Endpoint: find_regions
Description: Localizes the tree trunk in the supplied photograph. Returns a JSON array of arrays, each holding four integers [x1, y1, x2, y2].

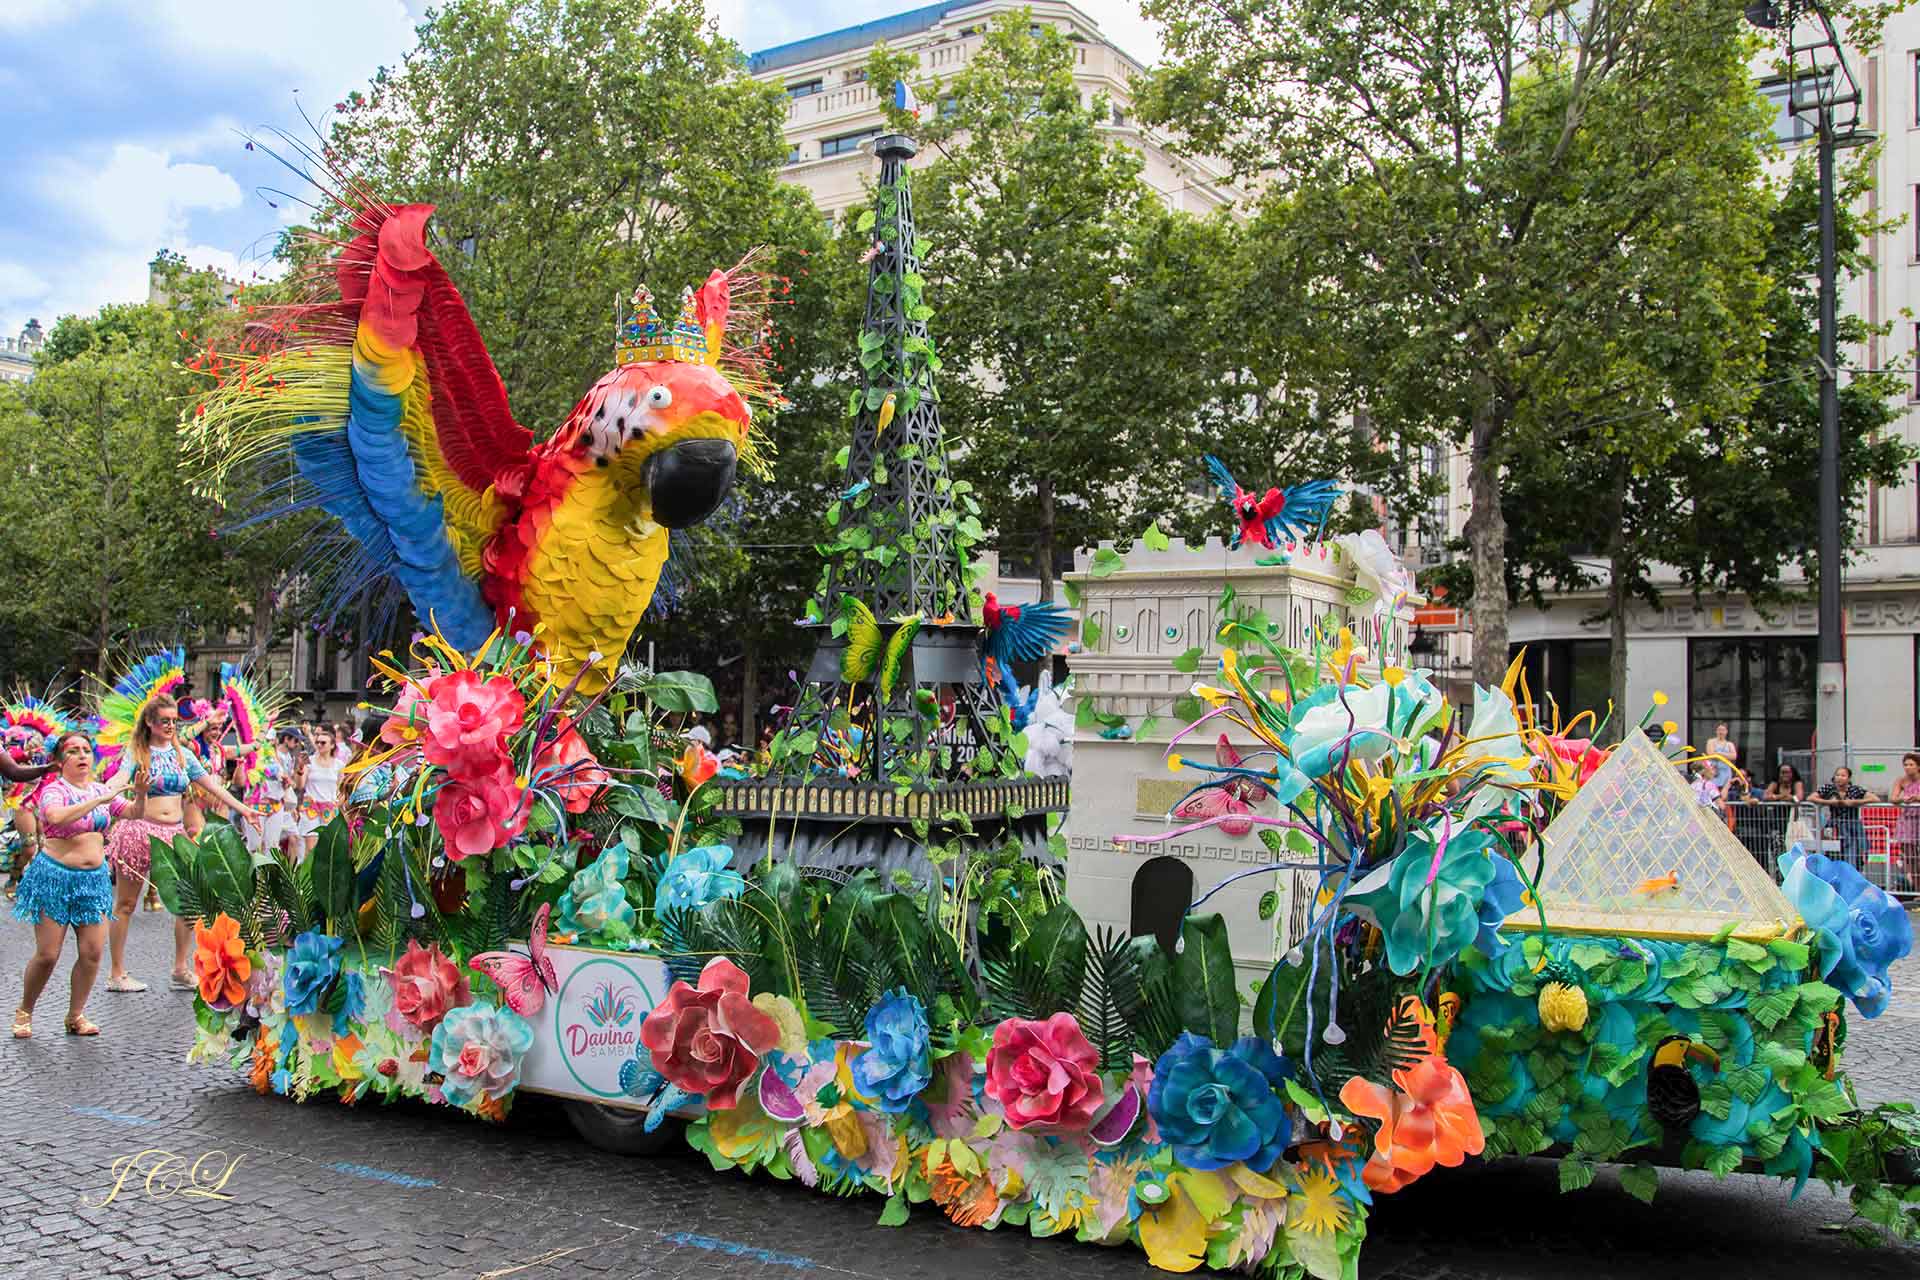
[[1605, 460, 1631, 745], [741, 638, 759, 748], [1035, 474, 1057, 603], [1464, 375, 1508, 689]]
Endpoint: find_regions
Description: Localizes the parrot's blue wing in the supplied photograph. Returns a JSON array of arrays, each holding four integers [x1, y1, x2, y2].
[[1202, 454, 1240, 504], [1265, 479, 1343, 543], [986, 600, 1074, 667]]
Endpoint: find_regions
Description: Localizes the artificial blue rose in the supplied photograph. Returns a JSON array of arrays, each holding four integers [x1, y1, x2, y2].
[[1147, 1032, 1292, 1172], [849, 988, 932, 1112], [330, 970, 366, 1038], [655, 845, 746, 916], [1347, 827, 1508, 976], [283, 930, 344, 1016], [557, 842, 637, 939], [1781, 847, 1914, 1018], [1473, 851, 1526, 958]]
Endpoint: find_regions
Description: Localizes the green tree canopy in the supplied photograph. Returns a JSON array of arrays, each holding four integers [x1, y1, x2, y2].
[[1141, 0, 1800, 685]]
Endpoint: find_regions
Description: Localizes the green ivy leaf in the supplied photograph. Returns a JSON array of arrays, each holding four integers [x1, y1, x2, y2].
[[1747, 987, 1797, 1030], [1618, 1164, 1659, 1205], [1257, 890, 1279, 921], [1559, 1158, 1597, 1192], [1082, 618, 1102, 650], [1061, 578, 1082, 608], [1142, 520, 1170, 551], [1089, 546, 1126, 578], [1171, 646, 1205, 673]]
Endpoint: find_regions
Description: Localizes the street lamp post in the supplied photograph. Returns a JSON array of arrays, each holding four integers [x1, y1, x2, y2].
[[1743, 0, 1868, 776]]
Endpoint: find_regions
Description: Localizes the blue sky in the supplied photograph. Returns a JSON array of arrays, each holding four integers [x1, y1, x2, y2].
[[0, 1, 1160, 341]]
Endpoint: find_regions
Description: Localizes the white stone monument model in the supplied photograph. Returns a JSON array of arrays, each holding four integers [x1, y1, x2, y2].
[[1062, 535, 1419, 984]]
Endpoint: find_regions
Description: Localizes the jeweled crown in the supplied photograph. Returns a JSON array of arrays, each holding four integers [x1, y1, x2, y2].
[[615, 284, 709, 365]]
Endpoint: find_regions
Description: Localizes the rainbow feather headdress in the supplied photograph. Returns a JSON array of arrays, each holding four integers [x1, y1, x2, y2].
[[94, 648, 188, 761], [3, 692, 72, 753], [218, 662, 290, 786]]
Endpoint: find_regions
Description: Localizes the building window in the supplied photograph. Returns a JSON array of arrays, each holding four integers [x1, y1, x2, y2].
[[844, 67, 866, 84], [938, 96, 959, 118], [787, 78, 822, 99], [1759, 80, 1816, 145], [1914, 52, 1919, 125], [1111, 105, 1129, 127], [785, 145, 801, 166], [1689, 637, 1815, 778], [1913, 323, 1920, 400], [821, 129, 879, 158]]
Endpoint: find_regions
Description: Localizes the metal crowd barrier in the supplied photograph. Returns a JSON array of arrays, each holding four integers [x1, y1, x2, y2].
[[1721, 799, 1919, 900]]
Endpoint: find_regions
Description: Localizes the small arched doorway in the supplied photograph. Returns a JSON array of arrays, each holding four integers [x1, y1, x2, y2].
[[1130, 856, 1193, 953]]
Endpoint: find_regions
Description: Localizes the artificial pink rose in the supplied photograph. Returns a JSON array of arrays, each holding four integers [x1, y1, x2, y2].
[[456, 1042, 491, 1078], [433, 763, 528, 861], [535, 718, 609, 815], [390, 940, 471, 1031], [984, 1012, 1105, 1132], [422, 668, 525, 777], [639, 957, 781, 1109]]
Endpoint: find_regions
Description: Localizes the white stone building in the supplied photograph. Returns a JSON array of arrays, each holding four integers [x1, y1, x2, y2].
[[0, 320, 44, 383], [746, 0, 1242, 226]]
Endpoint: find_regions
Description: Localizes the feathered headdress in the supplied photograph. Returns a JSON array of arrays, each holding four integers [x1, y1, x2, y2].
[[93, 648, 187, 775], [218, 662, 290, 786], [3, 692, 72, 753]]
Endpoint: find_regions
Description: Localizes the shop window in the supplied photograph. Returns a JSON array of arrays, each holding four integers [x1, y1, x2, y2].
[[1131, 857, 1192, 953], [787, 79, 822, 99], [1688, 637, 1814, 778]]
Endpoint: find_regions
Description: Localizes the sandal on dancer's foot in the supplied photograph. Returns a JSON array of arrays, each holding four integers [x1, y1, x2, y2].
[[11, 1008, 29, 1039], [64, 1015, 100, 1037], [105, 975, 148, 993], [168, 974, 196, 992]]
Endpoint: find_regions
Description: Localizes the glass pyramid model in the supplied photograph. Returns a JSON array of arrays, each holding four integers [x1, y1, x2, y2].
[[1507, 729, 1795, 940]]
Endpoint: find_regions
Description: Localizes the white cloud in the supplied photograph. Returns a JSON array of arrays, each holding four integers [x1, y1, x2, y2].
[[42, 145, 244, 249]]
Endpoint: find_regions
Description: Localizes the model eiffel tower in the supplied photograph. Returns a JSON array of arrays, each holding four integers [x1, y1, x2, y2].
[[717, 132, 1067, 876]]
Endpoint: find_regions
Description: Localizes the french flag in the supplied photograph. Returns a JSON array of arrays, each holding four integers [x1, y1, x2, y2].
[[892, 79, 921, 119]]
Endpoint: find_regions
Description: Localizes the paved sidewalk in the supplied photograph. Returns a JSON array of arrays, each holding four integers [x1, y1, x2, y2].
[[0, 909, 1915, 1280]]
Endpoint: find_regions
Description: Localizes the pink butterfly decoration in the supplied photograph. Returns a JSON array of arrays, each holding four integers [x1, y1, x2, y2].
[[468, 901, 559, 1017], [1173, 735, 1267, 837]]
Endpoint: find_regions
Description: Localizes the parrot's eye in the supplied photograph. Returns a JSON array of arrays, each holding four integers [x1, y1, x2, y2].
[[645, 385, 672, 409]]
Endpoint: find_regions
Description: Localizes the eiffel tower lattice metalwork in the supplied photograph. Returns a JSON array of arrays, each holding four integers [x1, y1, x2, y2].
[[716, 132, 1067, 877]]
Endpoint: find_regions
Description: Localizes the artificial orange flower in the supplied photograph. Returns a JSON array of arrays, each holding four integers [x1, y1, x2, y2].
[[249, 1034, 273, 1095], [1337, 996, 1485, 1193], [677, 742, 719, 786], [928, 1157, 998, 1227], [193, 913, 252, 1009]]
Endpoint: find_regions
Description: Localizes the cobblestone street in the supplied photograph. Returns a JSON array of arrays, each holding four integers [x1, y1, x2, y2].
[[2, 909, 1916, 1280]]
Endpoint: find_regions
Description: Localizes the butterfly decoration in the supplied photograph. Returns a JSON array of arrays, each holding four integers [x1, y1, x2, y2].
[[1173, 736, 1270, 838], [1202, 455, 1341, 550], [469, 901, 559, 1017], [839, 596, 923, 705]]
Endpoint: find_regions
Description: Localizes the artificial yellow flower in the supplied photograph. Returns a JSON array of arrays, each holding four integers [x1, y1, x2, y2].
[[1288, 1168, 1351, 1235]]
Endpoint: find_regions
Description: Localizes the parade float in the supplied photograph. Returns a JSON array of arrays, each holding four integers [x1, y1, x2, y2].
[[164, 124, 1920, 1276]]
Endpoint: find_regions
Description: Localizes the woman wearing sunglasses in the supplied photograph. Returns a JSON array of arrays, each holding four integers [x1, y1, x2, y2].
[[103, 695, 261, 994]]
